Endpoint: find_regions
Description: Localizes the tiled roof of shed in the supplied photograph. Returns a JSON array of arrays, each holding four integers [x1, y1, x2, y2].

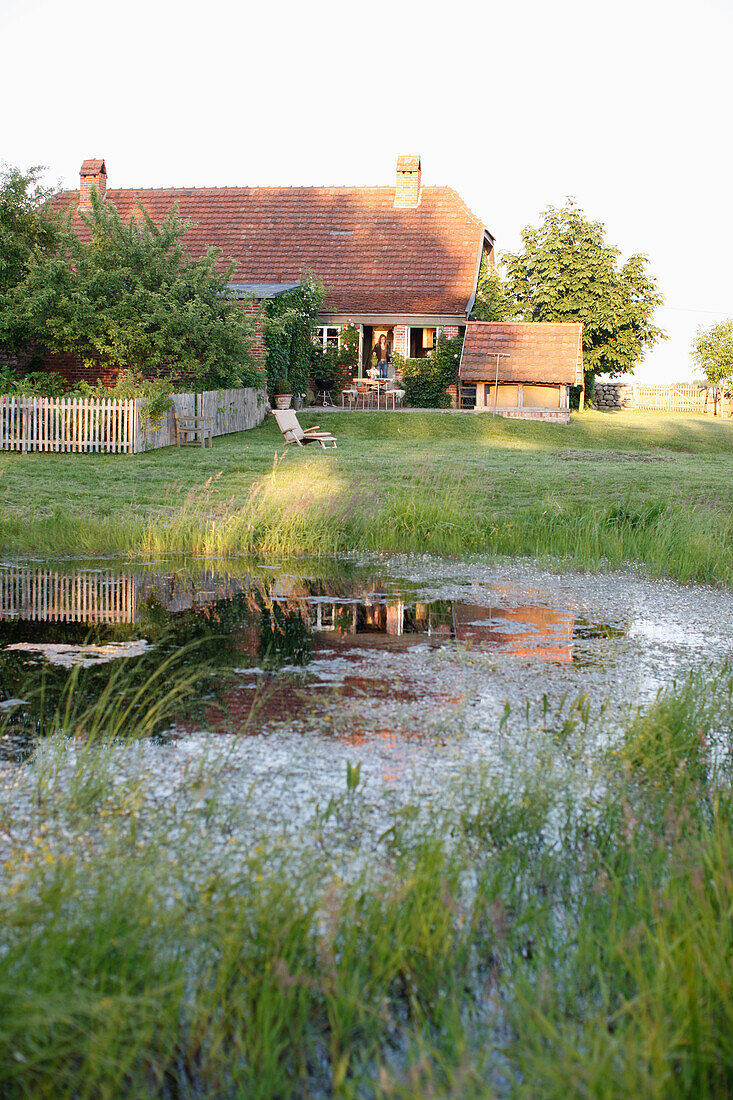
[[50, 185, 487, 316], [460, 322, 584, 385]]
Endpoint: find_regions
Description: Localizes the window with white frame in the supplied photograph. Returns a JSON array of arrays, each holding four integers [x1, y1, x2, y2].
[[408, 326, 437, 358], [313, 326, 341, 350]]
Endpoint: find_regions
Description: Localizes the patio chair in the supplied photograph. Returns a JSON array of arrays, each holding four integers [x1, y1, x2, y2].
[[355, 383, 373, 409], [386, 383, 406, 409], [272, 409, 337, 449], [341, 384, 358, 409]]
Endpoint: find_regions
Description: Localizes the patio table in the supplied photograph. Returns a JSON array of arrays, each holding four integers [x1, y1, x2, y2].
[[364, 378, 389, 409]]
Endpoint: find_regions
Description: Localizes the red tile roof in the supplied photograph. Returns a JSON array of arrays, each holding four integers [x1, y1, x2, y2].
[[51, 185, 487, 317], [460, 322, 584, 385]]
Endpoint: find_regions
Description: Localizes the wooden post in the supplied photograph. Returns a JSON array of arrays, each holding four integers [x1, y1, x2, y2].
[[22, 397, 29, 453]]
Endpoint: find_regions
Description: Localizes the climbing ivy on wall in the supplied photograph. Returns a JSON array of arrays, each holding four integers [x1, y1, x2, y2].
[[263, 273, 324, 398]]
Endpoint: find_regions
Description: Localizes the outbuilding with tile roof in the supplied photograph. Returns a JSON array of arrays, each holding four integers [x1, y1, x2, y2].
[[459, 321, 584, 423]]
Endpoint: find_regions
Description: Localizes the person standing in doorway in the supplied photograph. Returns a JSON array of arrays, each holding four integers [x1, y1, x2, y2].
[[372, 333, 392, 379]]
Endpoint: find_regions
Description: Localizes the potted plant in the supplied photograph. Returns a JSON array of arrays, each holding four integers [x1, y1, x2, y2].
[[273, 379, 292, 410]]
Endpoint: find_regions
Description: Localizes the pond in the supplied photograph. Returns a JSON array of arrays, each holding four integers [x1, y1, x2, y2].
[[2, 557, 731, 1096], [1, 556, 730, 773]]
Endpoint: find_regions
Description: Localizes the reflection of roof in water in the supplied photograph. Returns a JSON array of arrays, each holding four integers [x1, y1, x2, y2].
[[453, 604, 574, 662]]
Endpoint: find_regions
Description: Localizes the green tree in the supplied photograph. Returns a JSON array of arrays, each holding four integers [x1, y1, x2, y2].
[[471, 252, 516, 321], [0, 164, 63, 350], [691, 319, 733, 386], [504, 200, 665, 393], [3, 188, 261, 389]]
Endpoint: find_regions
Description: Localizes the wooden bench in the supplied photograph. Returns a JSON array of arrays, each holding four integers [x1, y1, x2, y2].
[[174, 414, 215, 448]]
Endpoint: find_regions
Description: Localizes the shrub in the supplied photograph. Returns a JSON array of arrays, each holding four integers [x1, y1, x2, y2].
[[5, 189, 261, 391], [399, 331, 464, 408], [400, 357, 452, 408], [264, 274, 324, 400], [0, 365, 68, 396], [310, 344, 351, 396], [76, 369, 173, 424], [337, 323, 360, 371]]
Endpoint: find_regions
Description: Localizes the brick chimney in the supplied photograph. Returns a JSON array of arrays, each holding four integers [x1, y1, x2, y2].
[[79, 158, 107, 210], [394, 154, 421, 209]]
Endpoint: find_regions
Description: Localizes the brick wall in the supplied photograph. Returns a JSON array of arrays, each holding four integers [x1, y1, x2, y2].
[[392, 325, 407, 356], [0, 346, 118, 388], [1, 299, 266, 391], [243, 298, 266, 361]]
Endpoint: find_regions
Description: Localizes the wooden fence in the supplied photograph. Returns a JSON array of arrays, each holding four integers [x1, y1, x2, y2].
[[0, 565, 250, 624], [633, 384, 706, 412], [0, 388, 267, 454], [0, 396, 137, 453], [138, 388, 267, 451]]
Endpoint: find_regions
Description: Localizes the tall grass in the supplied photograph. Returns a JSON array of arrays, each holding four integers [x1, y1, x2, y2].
[[3, 410, 733, 582], [2, 667, 733, 1096], [129, 467, 733, 584]]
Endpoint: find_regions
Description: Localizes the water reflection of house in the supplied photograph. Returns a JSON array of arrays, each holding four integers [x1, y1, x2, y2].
[[310, 596, 455, 651], [0, 568, 576, 664], [452, 604, 574, 661]]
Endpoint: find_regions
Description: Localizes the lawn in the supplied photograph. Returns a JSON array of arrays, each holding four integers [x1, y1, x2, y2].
[[2, 409, 733, 582]]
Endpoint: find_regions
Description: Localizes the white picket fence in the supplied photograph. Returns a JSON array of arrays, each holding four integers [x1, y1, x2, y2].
[[0, 396, 137, 453], [634, 384, 705, 411], [0, 388, 267, 454]]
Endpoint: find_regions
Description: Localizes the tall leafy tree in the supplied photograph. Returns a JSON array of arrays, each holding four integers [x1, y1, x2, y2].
[[503, 201, 665, 391], [691, 319, 733, 386], [471, 252, 517, 322], [2, 185, 261, 388], [0, 164, 62, 350]]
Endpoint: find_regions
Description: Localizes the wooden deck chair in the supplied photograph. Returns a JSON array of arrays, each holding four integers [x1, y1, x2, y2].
[[272, 409, 337, 449]]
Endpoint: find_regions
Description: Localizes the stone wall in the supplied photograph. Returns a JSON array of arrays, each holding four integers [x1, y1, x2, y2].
[[594, 381, 636, 410]]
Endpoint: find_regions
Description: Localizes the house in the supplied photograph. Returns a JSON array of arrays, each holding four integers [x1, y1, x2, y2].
[[458, 321, 584, 423], [42, 159, 584, 418], [49, 155, 494, 380]]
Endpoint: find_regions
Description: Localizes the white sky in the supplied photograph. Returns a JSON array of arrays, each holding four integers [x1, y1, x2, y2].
[[3, 0, 731, 383]]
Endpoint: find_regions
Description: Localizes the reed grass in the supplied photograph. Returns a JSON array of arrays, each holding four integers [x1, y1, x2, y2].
[[2, 410, 733, 582], [2, 666, 733, 1097]]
